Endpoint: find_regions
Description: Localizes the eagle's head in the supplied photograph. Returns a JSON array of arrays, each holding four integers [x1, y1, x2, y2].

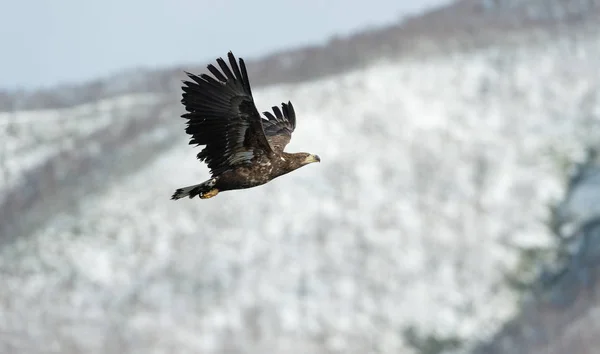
[[301, 153, 321, 165], [277, 152, 320, 177]]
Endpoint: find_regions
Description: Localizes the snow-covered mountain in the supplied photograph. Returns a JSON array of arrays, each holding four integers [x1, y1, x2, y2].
[[0, 94, 160, 190], [1, 28, 600, 354], [472, 148, 600, 354], [0, 93, 181, 241]]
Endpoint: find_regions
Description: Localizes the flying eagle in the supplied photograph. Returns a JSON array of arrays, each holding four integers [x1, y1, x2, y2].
[[171, 52, 320, 200]]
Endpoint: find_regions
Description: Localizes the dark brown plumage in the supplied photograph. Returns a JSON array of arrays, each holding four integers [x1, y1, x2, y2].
[[171, 52, 320, 200]]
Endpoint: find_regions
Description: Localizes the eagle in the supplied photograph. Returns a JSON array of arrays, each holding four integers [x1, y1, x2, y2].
[[171, 52, 320, 200]]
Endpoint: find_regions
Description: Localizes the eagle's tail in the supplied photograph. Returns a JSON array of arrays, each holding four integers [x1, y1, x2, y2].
[[171, 178, 219, 200]]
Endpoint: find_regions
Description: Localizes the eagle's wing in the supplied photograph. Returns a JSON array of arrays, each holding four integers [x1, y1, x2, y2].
[[262, 101, 297, 153], [181, 52, 273, 176]]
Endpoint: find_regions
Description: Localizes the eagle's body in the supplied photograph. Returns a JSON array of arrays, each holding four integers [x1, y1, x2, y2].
[[171, 52, 320, 200]]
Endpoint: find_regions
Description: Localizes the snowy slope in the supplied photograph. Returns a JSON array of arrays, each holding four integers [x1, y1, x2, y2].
[[0, 92, 180, 242], [1, 32, 600, 354], [0, 93, 161, 191]]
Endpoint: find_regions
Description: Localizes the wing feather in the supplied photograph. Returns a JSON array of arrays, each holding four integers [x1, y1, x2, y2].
[[180, 52, 273, 176], [263, 101, 297, 152]]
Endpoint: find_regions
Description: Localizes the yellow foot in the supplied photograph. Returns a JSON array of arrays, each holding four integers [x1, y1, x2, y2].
[[200, 188, 220, 199]]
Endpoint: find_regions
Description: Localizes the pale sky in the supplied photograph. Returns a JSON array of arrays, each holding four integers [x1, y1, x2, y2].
[[1, 0, 451, 90]]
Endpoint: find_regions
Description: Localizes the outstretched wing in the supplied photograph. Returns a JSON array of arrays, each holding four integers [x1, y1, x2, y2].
[[181, 52, 273, 176], [262, 101, 297, 153]]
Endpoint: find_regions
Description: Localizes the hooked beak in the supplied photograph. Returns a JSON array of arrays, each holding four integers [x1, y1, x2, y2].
[[305, 154, 321, 164]]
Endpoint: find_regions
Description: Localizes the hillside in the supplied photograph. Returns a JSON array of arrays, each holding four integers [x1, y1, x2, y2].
[[0, 93, 180, 242], [1, 27, 599, 353], [472, 150, 600, 353]]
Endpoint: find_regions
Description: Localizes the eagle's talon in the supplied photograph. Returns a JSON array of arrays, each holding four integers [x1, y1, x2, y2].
[[200, 188, 219, 199]]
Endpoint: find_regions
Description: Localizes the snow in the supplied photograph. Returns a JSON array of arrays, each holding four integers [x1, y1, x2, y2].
[[1, 31, 600, 353], [0, 93, 161, 191]]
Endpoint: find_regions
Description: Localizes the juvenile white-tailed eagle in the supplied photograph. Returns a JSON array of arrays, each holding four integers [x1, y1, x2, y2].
[[171, 52, 320, 200]]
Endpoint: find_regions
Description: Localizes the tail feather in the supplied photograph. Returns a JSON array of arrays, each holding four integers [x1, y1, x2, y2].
[[171, 178, 218, 200]]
